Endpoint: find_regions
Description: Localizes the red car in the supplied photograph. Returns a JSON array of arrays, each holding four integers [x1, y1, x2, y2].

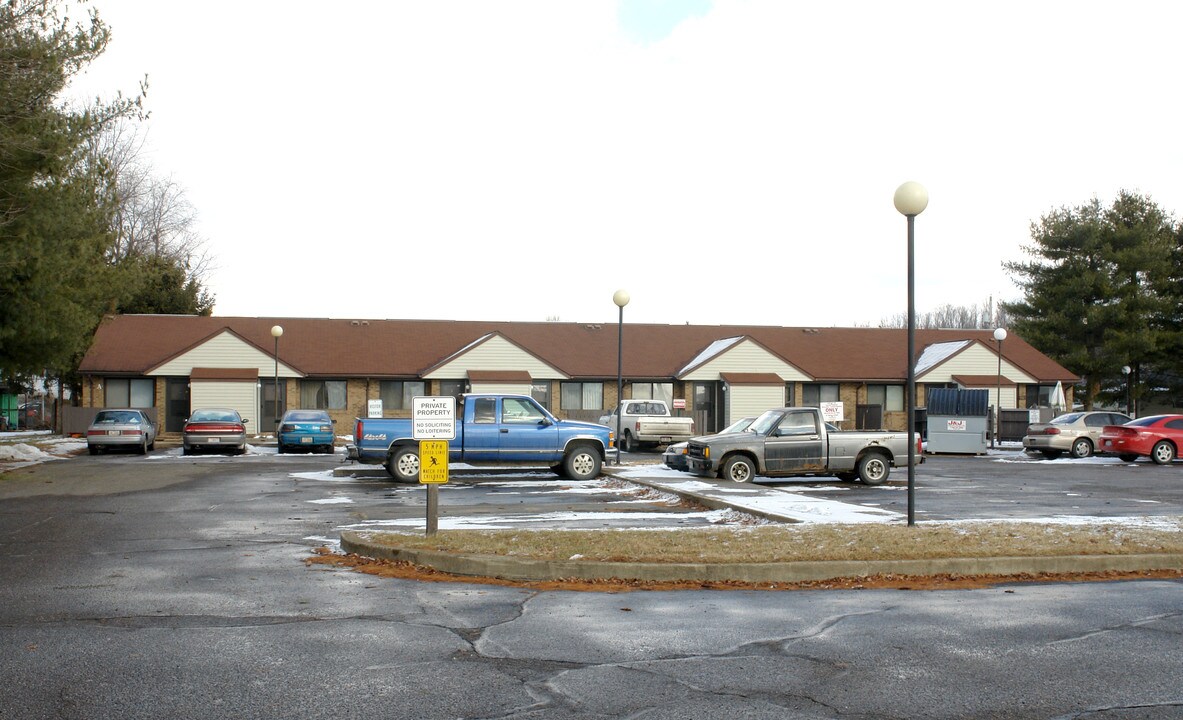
[[1098, 414, 1183, 464]]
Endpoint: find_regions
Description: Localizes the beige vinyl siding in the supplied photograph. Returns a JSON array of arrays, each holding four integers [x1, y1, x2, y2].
[[190, 381, 259, 428], [728, 385, 785, 425], [150, 331, 299, 377], [681, 339, 808, 382], [987, 386, 1018, 412], [424, 335, 566, 380], [918, 344, 1035, 385]]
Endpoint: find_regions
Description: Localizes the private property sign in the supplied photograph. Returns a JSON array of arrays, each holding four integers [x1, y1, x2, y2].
[[412, 396, 456, 440]]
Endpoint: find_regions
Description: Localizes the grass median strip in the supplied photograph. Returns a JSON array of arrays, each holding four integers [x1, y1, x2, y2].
[[353, 518, 1183, 564]]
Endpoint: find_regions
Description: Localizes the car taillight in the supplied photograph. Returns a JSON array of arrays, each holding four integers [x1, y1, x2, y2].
[[280, 424, 295, 433], [319, 425, 333, 433], [121, 430, 143, 437], [1043, 427, 1061, 435], [355, 420, 363, 440]]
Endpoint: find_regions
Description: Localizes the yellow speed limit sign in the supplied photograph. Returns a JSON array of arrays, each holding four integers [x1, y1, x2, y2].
[[419, 440, 449, 484]]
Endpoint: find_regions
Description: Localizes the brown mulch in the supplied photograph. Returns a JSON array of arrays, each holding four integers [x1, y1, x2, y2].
[[305, 548, 1183, 593]]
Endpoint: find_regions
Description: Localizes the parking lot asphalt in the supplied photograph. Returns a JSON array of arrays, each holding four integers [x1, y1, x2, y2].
[[340, 452, 1183, 584]]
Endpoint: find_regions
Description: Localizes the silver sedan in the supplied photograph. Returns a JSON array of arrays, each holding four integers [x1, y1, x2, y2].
[[1022, 410, 1132, 459], [183, 408, 248, 456], [86, 409, 157, 455]]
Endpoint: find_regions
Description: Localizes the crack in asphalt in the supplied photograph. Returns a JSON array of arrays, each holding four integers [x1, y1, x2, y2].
[[1046, 611, 1183, 645], [443, 604, 899, 719], [1050, 700, 1183, 719]]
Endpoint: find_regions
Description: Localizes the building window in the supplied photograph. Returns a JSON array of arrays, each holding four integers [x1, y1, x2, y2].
[[1025, 384, 1054, 408], [106, 378, 154, 408], [866, 384, 904, 412], [628, 382, 673, 405], [784, 383, 795, 406], [531, 381, 551, 410], [439, 380, 466, 401], [379, 381, 425, 410], [801, 383, 839, 407], [301, 380, 347, 409], [560, 382, 603, 411]]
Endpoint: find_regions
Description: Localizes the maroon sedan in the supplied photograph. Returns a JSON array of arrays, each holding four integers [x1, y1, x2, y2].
[[1098, 414, 1183, 464]]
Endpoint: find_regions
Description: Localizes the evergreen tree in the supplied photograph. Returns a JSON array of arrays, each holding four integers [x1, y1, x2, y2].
[[1003, 191, 1179, 409], [0, 0, 139, 380]]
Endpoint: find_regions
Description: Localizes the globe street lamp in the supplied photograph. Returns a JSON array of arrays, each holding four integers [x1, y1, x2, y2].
[[271, 325, 283, 434], [613, 289, 630, 465], [894, 181, 928, 527], [992, 327, 1007, 449], [1122, 365, 1132, 416]]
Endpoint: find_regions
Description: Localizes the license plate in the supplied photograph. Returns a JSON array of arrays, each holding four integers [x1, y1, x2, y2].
[[660, 437, 672, 444], [208, 438, 220, 443], [300, 437, 312, 444], [107, 430, 120, 436]]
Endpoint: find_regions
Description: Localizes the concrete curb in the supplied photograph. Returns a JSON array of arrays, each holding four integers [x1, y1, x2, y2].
[[339, 530, 1183, 584]]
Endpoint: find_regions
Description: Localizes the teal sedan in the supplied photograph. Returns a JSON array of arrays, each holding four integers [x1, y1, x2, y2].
[[277, 409, 336, 454]]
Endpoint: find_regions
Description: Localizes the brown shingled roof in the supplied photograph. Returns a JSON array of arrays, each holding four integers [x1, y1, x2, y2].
[[468, 370, 532, 382], [190, 367, 259, 381], [78, 315, 1079, 384]]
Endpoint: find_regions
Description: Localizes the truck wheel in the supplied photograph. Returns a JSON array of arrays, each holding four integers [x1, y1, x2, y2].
[[619, 432, 634, 453], [857, 453, 890, 485], [721, 456, 755, 483], [562, 445, 601, 481], [387, 446, 420, 482]]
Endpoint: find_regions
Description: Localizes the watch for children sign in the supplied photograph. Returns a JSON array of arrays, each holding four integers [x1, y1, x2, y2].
[[412, 396, 456, 440]]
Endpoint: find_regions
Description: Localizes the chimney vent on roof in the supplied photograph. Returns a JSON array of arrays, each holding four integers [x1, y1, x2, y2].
[[361, 320, 369, 326], [351, 320, 360, 326]]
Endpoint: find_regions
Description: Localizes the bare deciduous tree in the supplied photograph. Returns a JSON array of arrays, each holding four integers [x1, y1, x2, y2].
[[879, 298, 1010, 330], [85, 119, 212, 280]]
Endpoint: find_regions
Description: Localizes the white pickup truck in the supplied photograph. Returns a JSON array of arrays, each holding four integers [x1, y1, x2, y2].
[[598, 399, 695, 452]]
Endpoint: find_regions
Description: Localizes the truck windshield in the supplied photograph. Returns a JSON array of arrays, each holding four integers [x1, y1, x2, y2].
[[748, 410, 783, 435], [502, 397, 547, 424]]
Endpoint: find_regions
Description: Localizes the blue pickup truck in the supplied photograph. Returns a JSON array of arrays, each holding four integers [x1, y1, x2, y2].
[[347, 394, 617, 482]]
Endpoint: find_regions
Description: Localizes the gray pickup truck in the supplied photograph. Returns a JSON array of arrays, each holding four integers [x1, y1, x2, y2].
[[685, 407, 920, 485]]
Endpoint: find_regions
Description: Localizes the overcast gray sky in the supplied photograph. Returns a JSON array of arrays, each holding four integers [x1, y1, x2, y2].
[[68, 0, 1183, 327]]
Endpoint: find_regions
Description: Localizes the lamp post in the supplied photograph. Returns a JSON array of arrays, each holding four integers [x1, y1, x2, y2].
[[894, 181, 928, 527], [271, 325, 283, 434], [613, 289, 630, 464], [992, 327, 1007, 449], [1122, 365, 1131, 416]]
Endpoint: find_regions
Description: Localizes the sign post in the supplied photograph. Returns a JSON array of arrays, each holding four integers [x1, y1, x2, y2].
[[412, 396, 456, 536]]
